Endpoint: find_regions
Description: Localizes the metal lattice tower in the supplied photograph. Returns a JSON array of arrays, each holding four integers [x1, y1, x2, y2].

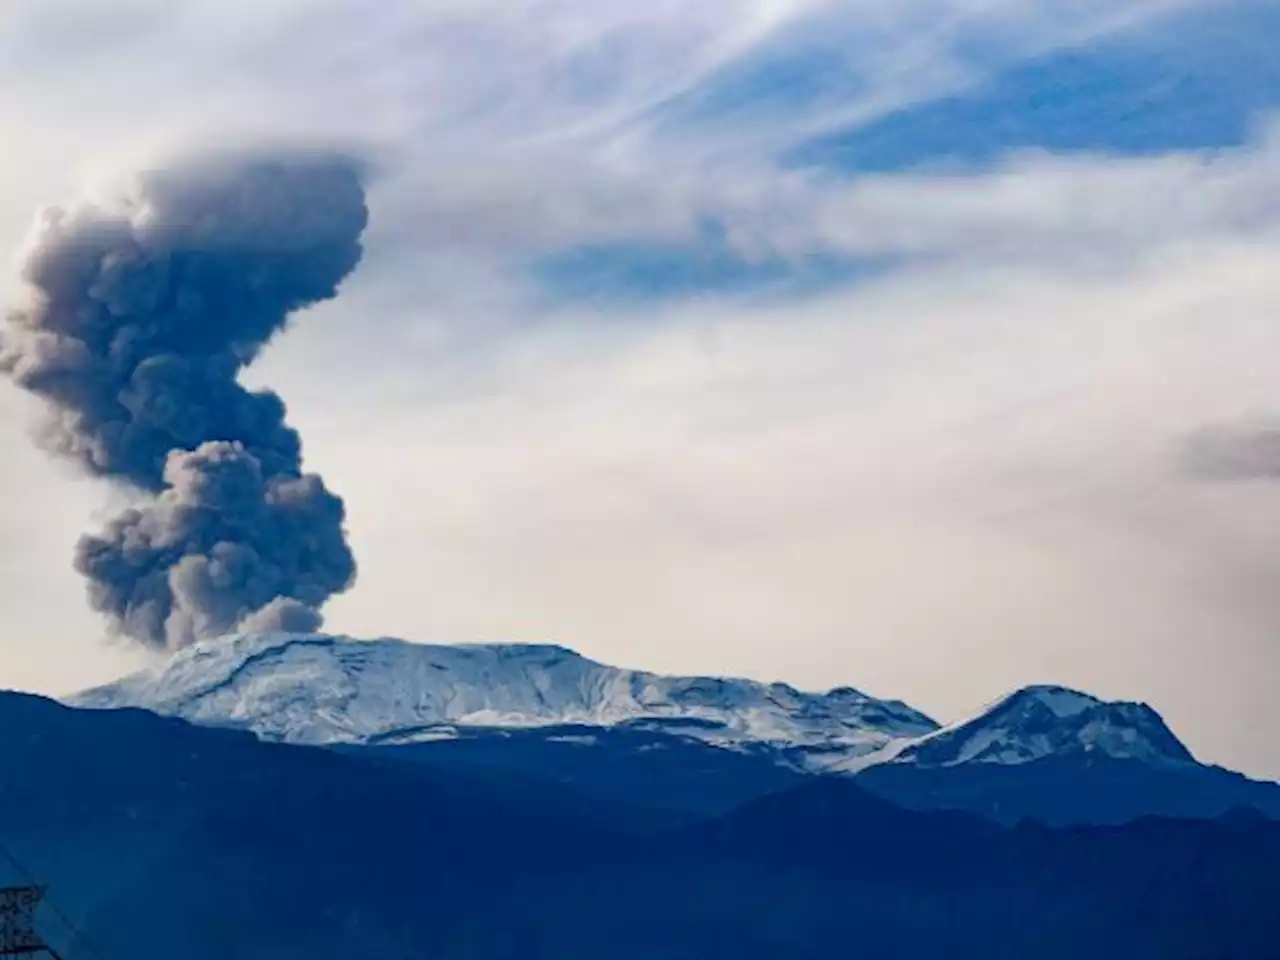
[[0, 886, 60, 959]]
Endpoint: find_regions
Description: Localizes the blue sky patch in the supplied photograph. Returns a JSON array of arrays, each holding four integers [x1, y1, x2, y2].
[[530, 241, 888, 306], [791, 1, 1280, 173], [657, 23, 873, 128]]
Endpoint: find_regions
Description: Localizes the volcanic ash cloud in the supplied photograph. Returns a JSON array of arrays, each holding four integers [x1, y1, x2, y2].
[[1, 151, 369, 650]]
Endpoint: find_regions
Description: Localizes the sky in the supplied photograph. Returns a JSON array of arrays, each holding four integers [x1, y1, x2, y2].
[[2, 0, 1280, 778]]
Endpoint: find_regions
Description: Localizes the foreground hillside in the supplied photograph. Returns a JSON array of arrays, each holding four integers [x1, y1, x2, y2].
[[4, 690, 1278, 959]]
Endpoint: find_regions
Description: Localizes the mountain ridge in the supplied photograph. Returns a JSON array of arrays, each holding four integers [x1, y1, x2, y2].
[[71, 631, 1235, 779], [66, 631, 1280, 825], [877, 683, 1196, 770], [71, 632, 939, 771]]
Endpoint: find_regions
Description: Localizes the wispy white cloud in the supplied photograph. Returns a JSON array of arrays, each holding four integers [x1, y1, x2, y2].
[[0, 0, 1208, 271], [712, 126, 1280, 263]]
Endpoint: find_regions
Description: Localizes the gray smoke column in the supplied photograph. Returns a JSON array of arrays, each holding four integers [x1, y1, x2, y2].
[[1, 151, 367, 650]]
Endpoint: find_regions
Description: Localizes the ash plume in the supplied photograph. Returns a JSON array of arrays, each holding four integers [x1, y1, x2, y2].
[[1, 151, 367, 650]]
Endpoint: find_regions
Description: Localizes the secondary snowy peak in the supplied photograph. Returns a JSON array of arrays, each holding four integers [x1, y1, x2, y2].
[[884, 684, 1196, 769], [71, 633, 938, 766]]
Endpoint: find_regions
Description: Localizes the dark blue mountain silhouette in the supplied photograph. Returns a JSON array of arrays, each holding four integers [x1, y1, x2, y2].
[[858, 751, 1280, 826], [361, 720, 1280, 826], [3, 690, 1279, 958]]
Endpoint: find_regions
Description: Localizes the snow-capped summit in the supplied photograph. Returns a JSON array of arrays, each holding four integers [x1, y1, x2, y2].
[[71, 632, 939, 769], [71, 635, 1205, 780], [880, 684, 1196, 769]]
